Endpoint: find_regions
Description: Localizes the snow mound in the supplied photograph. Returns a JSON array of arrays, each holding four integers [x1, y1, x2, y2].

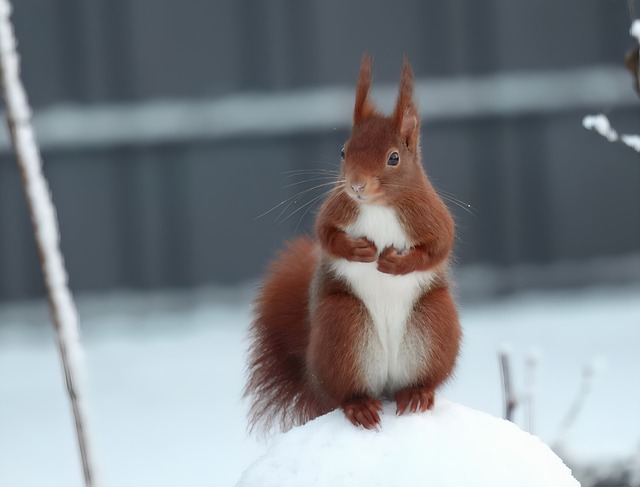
[[236, 399, 579, 487]]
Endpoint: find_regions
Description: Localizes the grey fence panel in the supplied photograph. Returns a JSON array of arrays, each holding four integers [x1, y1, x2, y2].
[[1, 115, 639, 302], [11, 0, 637, 107], [0, 0, 638, 301]]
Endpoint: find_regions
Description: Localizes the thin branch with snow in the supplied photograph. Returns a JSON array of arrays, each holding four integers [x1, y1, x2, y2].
[[0, 2, 98, 487], [583, 113, 640, 153], [583, 20, 640, 153], [582, 114, 619, 142]]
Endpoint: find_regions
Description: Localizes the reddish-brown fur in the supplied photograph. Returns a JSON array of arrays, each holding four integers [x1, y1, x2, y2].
[[245, 55, 461, 433], [245, 238, 333, 432]]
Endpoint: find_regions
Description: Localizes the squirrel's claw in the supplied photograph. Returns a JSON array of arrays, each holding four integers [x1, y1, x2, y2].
[[342, 396, 383, 430], [395, 386, 435, 415]]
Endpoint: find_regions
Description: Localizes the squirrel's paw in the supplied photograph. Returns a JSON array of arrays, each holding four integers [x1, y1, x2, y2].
[[348, 237, 377, 263], [395, 386, 435, 415], [342, 396, 383, 430], [377, 247, 412, 275]]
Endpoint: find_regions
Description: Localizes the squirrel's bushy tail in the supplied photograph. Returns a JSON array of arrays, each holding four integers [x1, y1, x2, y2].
[[244, 237, 330, 434]]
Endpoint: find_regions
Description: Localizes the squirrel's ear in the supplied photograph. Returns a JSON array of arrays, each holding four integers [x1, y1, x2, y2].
[[353, 53, 376, 125], [393, 57, 420, 150]]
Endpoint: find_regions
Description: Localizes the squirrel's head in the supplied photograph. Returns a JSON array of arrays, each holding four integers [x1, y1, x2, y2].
[[341, 54, 425, 205]]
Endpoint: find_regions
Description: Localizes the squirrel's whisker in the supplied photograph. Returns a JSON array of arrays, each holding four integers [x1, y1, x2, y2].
[[255, 180, 343, 220]]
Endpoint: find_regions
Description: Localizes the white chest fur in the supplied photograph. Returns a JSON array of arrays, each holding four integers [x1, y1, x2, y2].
[[330, 204, 436, 395]]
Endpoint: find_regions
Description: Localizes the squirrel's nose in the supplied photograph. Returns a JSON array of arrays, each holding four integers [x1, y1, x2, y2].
[[350, 182, 366, 194]]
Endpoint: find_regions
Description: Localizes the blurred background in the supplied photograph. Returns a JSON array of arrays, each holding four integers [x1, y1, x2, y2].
[[0, 1, 638, 487], [1, 0, 639, 300]]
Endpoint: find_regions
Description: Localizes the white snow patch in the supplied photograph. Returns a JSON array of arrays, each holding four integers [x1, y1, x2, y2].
[[580, 20, 640, 155], [631, 20, 640, 44], [497, 341, 513, 355], [582, 114, 618, 142], [1, 283, 639, 486], [236, 400, 579, 487], [582, 113, 640, 153], [621, 134, 640, 152]]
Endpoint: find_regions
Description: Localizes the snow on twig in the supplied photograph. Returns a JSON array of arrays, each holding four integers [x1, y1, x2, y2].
[[582, 114, 619, 142], [0, 2, 98, 486], [582, 113, 640, 153], [632, 20, 640, 44], [583, 20, 640, 153], [621, 134, 640, 151]]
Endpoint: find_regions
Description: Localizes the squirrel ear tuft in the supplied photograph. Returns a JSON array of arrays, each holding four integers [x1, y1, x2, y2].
[[400, 106, 419, 147], [393, 57, 420, 149], [353, 53, 376, 125]]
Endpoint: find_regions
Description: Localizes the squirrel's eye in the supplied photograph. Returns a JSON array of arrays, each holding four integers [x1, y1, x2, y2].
[[341, 148, 345, 160], [387, 152, 399, 166]]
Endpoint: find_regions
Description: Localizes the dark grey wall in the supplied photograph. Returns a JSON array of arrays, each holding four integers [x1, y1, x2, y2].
[[12, 0, 635, 105], [1, 0, 639, 302]]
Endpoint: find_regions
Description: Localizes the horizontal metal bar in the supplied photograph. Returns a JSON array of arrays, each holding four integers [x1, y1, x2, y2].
[[0, 65, 635, 152]]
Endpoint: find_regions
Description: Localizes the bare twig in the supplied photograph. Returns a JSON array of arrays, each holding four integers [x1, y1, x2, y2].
[[523, 350, 540, 434], [0, 2, 97, 486], [554, 359, 602, 450], [498, 347, 518, 422]]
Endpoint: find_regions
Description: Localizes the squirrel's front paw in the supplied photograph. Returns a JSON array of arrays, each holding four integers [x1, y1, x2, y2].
[[347, 237, 377, 263], [377, 247, 412, 274]]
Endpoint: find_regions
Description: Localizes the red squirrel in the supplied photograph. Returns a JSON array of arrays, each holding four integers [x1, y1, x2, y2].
[[245, 55, 461, 432]]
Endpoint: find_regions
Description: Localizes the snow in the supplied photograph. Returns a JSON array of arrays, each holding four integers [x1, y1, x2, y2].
[[0, 1, 29, 122], [582, 114, 618, 142], [0, 1, 97, 484], [632, 20, 640, 44], [236, 400, 579, 487], [581, 20, 640, 154], [0, 283, 638, 486], [582, 113, 640, 153], [621, 134, 640, 152]]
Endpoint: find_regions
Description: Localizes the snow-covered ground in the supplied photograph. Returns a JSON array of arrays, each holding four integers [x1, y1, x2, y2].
[[0, 282, 638, 487], [238, 400, 579, 487]]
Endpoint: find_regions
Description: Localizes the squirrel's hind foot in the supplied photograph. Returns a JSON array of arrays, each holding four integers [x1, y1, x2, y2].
[[395, 386, 435, 415], [342, 396, 383, 430]]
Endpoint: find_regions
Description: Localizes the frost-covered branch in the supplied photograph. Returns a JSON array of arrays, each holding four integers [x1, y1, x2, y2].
[[0, 2, 98, 487], [583, 20, 640, 153], [583, 114, 640, 152]]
